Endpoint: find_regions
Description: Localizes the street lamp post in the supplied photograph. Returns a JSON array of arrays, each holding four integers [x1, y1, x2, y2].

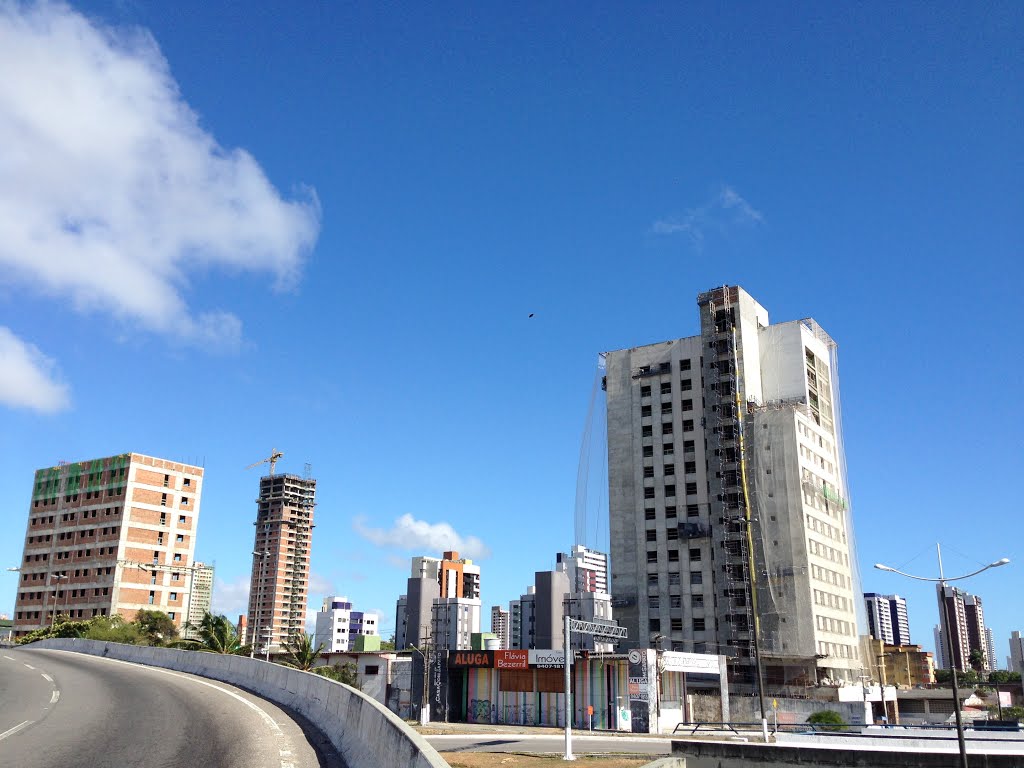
[[875, 545, 1009, 768], [49, 573, 68, 626]]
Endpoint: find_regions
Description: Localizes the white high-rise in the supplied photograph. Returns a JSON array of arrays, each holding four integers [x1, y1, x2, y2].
[[606, 285, 861, 689], [864, 593, 910, 646], [313, 596, 379, 653]]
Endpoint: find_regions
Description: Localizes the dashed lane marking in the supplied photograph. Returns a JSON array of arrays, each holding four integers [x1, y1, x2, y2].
[[23, 663, 35, 670], [3, 655, 15, 661], [0, 720, 32, 741], [50, 690, 60, 705], [41, 673, 54, 683]]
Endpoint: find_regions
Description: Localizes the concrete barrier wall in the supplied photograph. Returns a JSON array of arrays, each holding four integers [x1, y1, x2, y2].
[[672, 739, 1023, 768], [32, 639, 448, 768]]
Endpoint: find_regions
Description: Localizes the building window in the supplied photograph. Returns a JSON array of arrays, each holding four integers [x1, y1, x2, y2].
[[170, 592, 178, 600], [647, 574, 658, 586], [643, 467, 654, 478], [662, 422, 673, 434], [160, 493, 167, 507], [641, 405, 652, 417], [179, 515, 187, 524], [646, 530, 657, 542], [664, 464, 675, 476], [671, 618, 683, 631], [681, 399, 693, 411], [680, 360, 692, 371], [668, 550, 679, 562], [173, 554, 182, 562], [680, 378, 692, 391], [665, 484, 676, 497], [148, 591, 155, 605], [644, 488, 655, 499], [685, 482, 698, 495], [691, 594, 704, 608], [183, 478, 191, 487], [181, 497, 189, 506], [663, 442, 674, 456], [644, 508, 656, 520], [176, 534, 184, 543], [666, 527, 679, 540], [693, 618, 705, 632], [682, 420, 694, 432], [640, 385, 651, 397], [664, 505, 677, 518], [684, 461, 697, 475], [646, 552, 658, 564], [689, 548, 701, 562], [649, 619, 661, 632], [643, 445, 654, 458], [661, 402, 673, 415], [690, 571, 703, 585], [642, 426, 653, 437]]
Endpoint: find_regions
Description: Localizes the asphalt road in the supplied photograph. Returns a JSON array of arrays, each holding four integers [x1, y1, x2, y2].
[[425, 733, 672, 757], [0, 647, 345, 768]]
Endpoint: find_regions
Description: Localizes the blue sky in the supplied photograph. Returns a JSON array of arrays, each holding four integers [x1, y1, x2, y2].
[[1, 1, 1020, 663]]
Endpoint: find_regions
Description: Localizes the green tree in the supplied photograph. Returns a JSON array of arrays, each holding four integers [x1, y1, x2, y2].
[[84, 615, 143, 644], [176, 612, 250, 654], [807, 710, 846, 731], [989, 670, 1022, 684], [134, 609, 179, 645], [968, 649, 986, 676], [311, 662, 360, 689], [379, 635, 396, 651], [279, 631, 324, 671]]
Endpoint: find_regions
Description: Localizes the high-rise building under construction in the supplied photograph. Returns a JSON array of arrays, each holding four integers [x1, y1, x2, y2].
[[605, 285, 861, 690], [245, 472, 315, 653]]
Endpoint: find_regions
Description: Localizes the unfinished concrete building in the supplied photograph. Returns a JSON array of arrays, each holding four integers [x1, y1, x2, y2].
[[245, 472, 316, 652], [605, 285, 861, 693]]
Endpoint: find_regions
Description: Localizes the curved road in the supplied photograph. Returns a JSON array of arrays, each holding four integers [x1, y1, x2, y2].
[[0, 647, 344, 768]]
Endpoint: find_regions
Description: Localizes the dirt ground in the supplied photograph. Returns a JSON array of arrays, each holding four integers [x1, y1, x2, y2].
[[439, 754, 651, 768]]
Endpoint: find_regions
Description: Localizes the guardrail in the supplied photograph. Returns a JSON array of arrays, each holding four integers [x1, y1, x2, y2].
[[30, 638, 448, 768]]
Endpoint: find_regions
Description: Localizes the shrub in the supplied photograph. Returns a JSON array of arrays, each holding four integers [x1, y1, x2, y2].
[[807, 710, 846, 730]]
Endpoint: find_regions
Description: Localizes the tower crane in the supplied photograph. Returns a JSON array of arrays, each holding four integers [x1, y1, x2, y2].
[[246, 448, 283, 477]]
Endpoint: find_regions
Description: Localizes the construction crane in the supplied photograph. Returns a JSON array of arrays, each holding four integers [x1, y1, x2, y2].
[[246, 448, 283, 477]]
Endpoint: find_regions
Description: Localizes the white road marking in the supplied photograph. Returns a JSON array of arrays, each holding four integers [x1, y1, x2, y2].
[[3, 655, 15, 661], [41, 673, 53, 683], [50, 690, 60, 704], [23, 663, 35, 670], [0, 720, 32, 741]]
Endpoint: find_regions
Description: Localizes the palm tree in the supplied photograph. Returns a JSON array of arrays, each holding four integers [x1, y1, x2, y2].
[[174, 612, 250, 655], [279, 631, 325, 671]]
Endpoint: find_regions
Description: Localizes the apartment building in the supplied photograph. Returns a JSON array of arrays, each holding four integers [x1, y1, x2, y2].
[[185, 561, 215, 639], [864, 593, 911, 646], [395, 551, 481, 651], [245, 473, 316, 652], [13, 453, 203, 637], [935, 586, 991, 672], [556, 545, 609, 594], [605, 285, 860, 690], [1008, 631, 1024, 673], [313, 596, 379, 652], [490, 605, 510, 650]]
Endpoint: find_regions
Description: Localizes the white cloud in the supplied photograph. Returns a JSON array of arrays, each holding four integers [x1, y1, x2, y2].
[[0, 327, 70, 412], [0, 2, 320, 346], [210, 576, 249, 620], [653, 185, 763, 247], [353, 513, 491, 560]]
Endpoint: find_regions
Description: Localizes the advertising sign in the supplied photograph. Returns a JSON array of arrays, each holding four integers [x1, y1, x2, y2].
[[494, 650, 529, 669], [449, 650, 494, 668], [627, 649, 654, 733], [528, 649, 565, 668], [659, 651, 722, 675]]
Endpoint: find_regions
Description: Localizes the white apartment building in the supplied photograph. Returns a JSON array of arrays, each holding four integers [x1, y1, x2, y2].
[[556, 545, 608, 594], [864, 593, 911, 646], [185, 561, 215, 640], [605, 285, 861, 690], [313, 595, 379, 653], [431, 597, 480, 651], [490, 605, 510, 649]]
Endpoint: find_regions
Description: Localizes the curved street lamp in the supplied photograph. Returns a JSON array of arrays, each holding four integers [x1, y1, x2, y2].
[[874, 544, 1009, 768]]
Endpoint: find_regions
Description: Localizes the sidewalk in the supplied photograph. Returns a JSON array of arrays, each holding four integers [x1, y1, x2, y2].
[[413, 721, 675, 739]]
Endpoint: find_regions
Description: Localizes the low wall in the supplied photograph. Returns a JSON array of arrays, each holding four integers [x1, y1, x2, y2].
[[672, 739, 1022, 767], [31, 639, 448, 768]]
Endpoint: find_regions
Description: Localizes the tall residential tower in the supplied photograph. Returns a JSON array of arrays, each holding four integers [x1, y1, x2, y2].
[[245, 472, 316, 653], [864, 593, 911, 646], [605, 285, 860, 689]]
